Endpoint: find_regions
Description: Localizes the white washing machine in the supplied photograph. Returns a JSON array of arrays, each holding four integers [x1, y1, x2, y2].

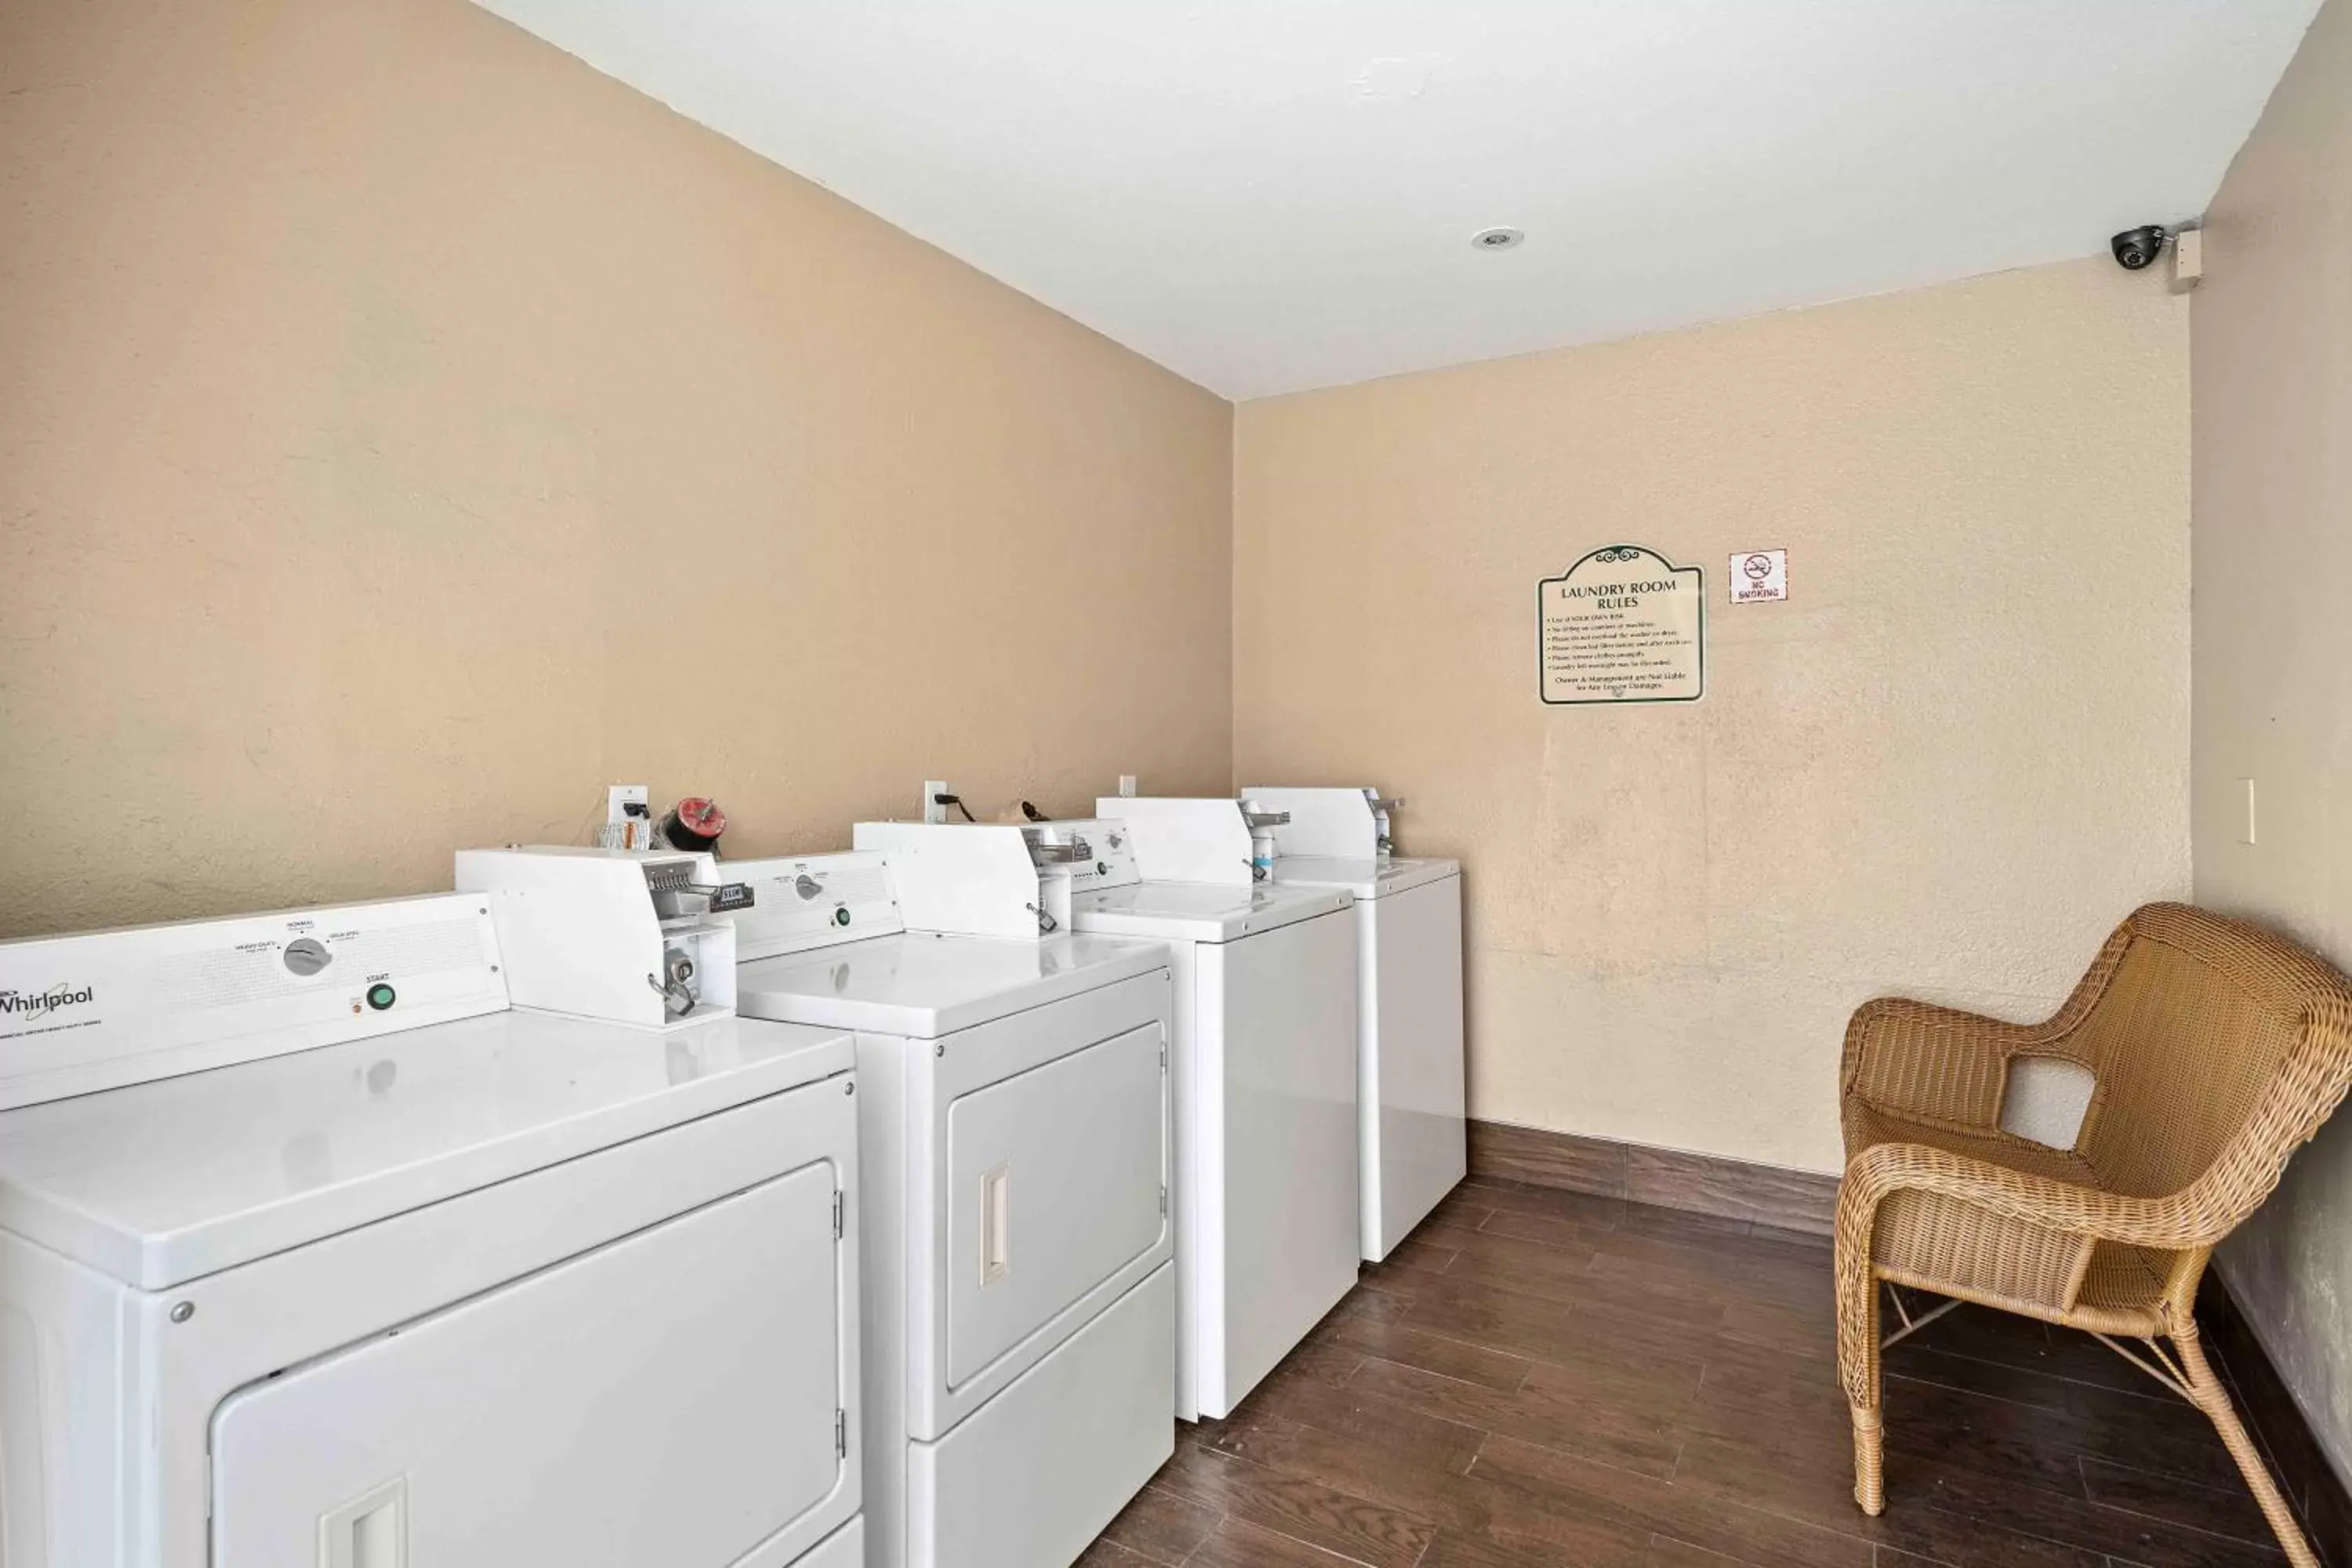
[[0, 880, 864, 1568], [1243, 786, 1468, 1261], [724, 844, 1175, 1568], [1051, 801, 1362, 1422]]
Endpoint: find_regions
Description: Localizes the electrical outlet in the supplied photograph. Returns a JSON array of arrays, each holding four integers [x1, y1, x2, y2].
[[1118, 775, 1138, 798], [924, 780, 949, 826], [607, 784, 650, 826]]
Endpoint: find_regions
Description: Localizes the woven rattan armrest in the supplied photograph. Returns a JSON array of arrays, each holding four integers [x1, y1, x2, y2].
[[1833, 1140, 2213, 1410], [1841, 997, 2088, 1132], [1837, 1141, 2212, 1254]]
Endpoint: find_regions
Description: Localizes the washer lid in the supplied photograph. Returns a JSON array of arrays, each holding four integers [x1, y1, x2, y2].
[[1271, 855, 1461, 900], [0, 1011, 852, 1291], [735, 931, 1169, 1040], [1072, 881, 1352, 944]]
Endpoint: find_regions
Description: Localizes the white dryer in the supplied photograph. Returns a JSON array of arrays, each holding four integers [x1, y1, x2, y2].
[[0, 887, 864, 1568], [1029, 802, 1362, 1423], [1243, 786, 1467, 1261], [724, 847, 1175, 1568]]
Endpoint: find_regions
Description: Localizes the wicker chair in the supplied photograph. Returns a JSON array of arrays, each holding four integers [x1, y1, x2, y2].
[[1835, 902, 2352, 1568]]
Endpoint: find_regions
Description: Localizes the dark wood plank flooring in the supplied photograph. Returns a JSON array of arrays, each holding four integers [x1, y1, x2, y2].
[[1085, 1176, 2296, 1568]]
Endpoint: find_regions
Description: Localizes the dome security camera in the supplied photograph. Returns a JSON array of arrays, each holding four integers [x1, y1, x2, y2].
[[2111, 225, 2170, 270]]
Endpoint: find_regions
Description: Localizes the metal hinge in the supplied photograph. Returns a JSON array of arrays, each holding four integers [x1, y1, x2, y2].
[[836, 1407, 848, 1458], [833, 1189, 846, 1239], [1160, 1042, 1167, 1073], [1160, 1185, 1168, 1217]]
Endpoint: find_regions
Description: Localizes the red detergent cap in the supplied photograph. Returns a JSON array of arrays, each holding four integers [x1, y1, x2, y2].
[[673, 797, 727, 839]]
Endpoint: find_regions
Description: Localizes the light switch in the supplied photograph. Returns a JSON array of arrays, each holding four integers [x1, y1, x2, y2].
[[2238, 778, 2257, 846]]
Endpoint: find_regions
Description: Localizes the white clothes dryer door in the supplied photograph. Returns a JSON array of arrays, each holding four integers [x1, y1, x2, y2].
[[210, 1157, 845, 1568]]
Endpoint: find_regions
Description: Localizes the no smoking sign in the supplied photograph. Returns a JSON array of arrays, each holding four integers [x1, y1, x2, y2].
[[1730, 549, 1787, 604]]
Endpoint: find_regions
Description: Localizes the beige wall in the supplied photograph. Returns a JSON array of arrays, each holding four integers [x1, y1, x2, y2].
[[0, 0, 1232, 940], [1235, 259, 2191, 1174], [2193, 0, 2352, 1491]]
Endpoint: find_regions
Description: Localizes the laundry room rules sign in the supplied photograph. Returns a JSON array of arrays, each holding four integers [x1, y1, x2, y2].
[[1538, 545, 1704, 704]]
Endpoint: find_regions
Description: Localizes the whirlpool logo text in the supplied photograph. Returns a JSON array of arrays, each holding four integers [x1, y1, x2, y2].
[[0, 985, 96, 1018]]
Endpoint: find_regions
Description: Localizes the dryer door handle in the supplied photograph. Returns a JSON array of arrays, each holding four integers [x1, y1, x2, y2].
[[981, 1163, 1012, 1285], [319, 1477, 407, 1567]]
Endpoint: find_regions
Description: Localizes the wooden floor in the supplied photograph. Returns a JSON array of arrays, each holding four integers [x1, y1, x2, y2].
[[1082, 1176, 2296, 1568]]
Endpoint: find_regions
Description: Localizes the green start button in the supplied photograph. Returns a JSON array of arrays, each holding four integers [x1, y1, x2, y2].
[[365, 983, 397, 1011]]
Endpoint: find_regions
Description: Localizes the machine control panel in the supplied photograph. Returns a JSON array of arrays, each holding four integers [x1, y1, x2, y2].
[[1036, 820, 1141, 892], [724, 853, 905, 960], [0, 895, 506, 1111]]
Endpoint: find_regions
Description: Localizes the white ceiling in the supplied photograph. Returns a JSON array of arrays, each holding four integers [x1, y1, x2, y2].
[[473, 0, 2320, 399]]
